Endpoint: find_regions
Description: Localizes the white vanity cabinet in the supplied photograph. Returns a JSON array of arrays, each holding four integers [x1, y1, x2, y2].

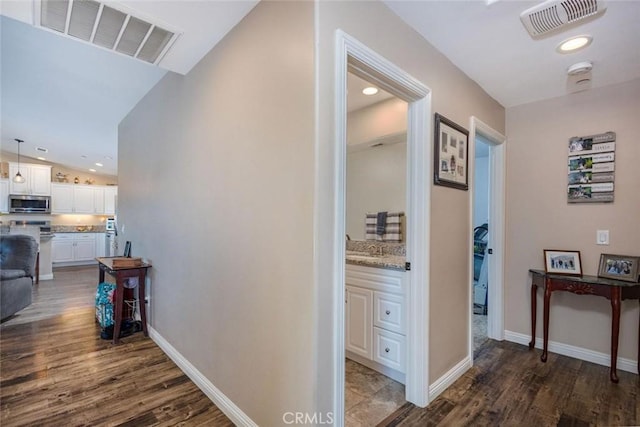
[[345, 264, 406, 382], [52, 233, 97, 264]]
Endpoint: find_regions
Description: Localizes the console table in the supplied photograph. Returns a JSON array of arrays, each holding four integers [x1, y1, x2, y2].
[[529, 269, 640, 383], [97, 257, 152, 344]]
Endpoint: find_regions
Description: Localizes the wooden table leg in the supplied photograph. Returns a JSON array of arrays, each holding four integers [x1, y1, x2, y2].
[[530, 282, 537, 350], [609, 288, 620, 383], [638, 299, 640, 375], [541, 279, 552, 363], [112, 276, 124, 345], [99, 266, 105, 284], [138, 270, 148, 337], [35, 252, 40, 285]]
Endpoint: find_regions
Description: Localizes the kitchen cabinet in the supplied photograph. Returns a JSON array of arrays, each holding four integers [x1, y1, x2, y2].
[[345, 264, 406, 382], [51, 183, 116, 214], [52, 233, 97, 264], [0, 179, 8, 213], [9, 163, 51, 196], [95, 233, 106, 258], [104, 186, 117, 215]]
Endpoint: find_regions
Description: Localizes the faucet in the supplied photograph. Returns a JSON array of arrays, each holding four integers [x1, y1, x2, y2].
[[346, 234, 351, 241], [368, 244, 383, 256]]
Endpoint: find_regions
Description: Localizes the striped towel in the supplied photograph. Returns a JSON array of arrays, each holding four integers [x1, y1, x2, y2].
[[365, 212, 404, 242]]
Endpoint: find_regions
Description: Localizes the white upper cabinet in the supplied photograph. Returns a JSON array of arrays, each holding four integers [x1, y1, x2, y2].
[[51, 183, 118, 215], [8, 163, 51, 196], [0, 179, 9, 213]]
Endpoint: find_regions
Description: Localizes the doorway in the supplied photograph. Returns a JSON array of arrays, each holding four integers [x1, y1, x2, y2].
[[333, 31, 432, 426], [468, 117, 506, 360]]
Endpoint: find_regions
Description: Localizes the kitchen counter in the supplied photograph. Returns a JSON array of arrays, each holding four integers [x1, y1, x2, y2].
[[52, 225, 106, 233], [346, 251, 406, 271]]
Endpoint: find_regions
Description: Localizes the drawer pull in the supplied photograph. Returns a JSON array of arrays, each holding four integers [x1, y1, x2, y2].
[[385, 347, 390, 353], [385, 310, 391, 315]]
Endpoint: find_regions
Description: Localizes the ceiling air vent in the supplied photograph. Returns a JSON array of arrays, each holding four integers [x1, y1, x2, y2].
[[520, 0, 606, 38], [37, 0, 180, 65]]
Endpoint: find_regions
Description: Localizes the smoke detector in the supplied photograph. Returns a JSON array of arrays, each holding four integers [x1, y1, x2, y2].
[[567, 61, 593, 76], [520, 0, 607, 38]]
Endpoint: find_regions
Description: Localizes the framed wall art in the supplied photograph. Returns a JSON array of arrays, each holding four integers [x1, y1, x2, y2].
[[597, 253, 640, 283], [567, 131, 616, 203], [543, 249, 582, 276], [434, 113, 469, 190]]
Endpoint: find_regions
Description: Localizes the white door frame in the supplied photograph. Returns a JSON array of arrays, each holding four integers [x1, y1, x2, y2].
[[334, 30, 432, 420], [468, 116, 506, 360]]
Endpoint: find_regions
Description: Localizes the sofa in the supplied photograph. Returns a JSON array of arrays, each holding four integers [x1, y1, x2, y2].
[[1, 234, 38, 321]]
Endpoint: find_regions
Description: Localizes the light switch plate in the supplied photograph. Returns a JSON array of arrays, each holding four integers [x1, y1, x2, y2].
[[596, 230, 609, 245]]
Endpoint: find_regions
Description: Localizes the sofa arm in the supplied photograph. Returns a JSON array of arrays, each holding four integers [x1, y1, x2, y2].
[[0, 235, 38, 278]]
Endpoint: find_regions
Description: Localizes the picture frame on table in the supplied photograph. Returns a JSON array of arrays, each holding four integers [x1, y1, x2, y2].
[[434, 113, 469, 190], [543, 249, 582, 276], [597, 253, 640, 283]]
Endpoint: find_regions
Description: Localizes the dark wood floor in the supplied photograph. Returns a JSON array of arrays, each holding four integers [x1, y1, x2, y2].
[[1, 267, 232, 426], [379, 340, 639, 427]]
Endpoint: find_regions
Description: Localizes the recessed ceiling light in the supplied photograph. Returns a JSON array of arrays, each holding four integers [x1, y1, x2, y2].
[[37, 156, 46, 161], [81, 155, 88, 159], [557, 35, 592, 53], [89, 168, 97, 172], [362, 86, 379, 96], [95, 162, 103, 167]]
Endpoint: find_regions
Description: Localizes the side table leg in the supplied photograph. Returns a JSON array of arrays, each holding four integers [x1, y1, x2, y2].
[[541, 280, 551, 363], [530, 282, 537, 350], [138, 270, 148, 337], [638, 299, 640, 375], [113, 279, 124, 345], [610, 290, 620, 383]]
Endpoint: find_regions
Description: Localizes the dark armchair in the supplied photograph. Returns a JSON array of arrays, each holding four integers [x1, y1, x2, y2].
[[1, 234, 38, 321]]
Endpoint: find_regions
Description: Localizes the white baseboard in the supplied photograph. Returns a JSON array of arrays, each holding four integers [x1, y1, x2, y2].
[[148, 326, 258, 427], [428, 356, 472, 401], [504, 330, 638, 374], [38, 273, 54, 280]]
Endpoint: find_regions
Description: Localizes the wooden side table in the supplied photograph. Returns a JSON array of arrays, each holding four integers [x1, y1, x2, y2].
[[97, 257, 152, 344], [529, 269, 640, 383]]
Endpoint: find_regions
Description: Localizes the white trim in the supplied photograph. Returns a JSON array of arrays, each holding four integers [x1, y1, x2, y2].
[[148, 327, 258, 427], [334, 30, 432, 421], [428, 356, 472, 400], [468, 117, 506, 363], [38, 273, 54, 281], [504, 330, 639, 374]]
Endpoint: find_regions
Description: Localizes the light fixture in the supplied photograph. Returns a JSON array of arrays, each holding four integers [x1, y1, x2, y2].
[[89, 168, 97, 172], [13, 139, 26, 184], [557, 35, 592, 53], [95, 162, 103, 167], [362, 86, 379, 95], [37, 156, 46, 161]]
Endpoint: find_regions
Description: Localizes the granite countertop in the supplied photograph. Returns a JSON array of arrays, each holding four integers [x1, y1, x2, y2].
[[52, 225, 107, 233], [345, 251, 406, 271]]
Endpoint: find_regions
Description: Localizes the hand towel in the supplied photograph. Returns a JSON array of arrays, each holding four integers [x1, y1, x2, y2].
[[376, 211, 388, 236]]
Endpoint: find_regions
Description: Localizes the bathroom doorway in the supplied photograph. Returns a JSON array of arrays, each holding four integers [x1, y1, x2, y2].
[[343, 71, 408, 426], [333, 31, 432, 427]]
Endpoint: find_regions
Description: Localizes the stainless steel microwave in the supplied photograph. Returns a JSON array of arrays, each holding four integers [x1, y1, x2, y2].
[[9, 195, 51, 214]]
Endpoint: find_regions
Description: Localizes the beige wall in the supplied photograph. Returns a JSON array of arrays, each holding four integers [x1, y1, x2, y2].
[[118, 2, 315, 425], [315, 1, 505, 411], [505, 79, 640, 361], [347, 97, 407, 147], [346, 142, 406, 240]]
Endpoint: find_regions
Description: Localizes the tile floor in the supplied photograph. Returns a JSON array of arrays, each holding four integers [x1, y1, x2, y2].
[[344, 359, 405, 426]]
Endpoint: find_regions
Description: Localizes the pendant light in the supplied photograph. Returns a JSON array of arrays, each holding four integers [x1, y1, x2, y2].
[[13, 138, 26, 184]]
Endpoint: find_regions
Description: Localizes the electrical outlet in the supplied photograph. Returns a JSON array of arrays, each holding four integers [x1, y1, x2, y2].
[[596, 230, 609, 245]]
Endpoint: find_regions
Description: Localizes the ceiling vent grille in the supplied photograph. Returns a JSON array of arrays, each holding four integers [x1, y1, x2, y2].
[[520, 0, 606, 38], [37, 0, 180, 65]]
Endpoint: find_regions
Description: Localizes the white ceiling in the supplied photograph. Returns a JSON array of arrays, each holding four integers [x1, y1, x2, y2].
[[384, 0, 640, 108], [1, 1, 639, 176]]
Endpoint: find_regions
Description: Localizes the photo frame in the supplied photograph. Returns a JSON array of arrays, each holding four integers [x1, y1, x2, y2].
[[597, 253, 640, 283], [543, 250, 582, 276], [123, 241, 132, 258], [434, 113, 469, 190]]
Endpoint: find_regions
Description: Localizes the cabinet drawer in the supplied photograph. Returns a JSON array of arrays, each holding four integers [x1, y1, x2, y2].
[[345, 264, 405, 294], [53, 234, 73, 241], [373, 327, 405, 373], [373, 292, 405, 334], [75, 233, 96, 240]]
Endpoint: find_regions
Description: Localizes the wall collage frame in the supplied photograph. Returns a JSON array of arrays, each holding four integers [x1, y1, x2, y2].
[[567, 131, 616, 203]]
